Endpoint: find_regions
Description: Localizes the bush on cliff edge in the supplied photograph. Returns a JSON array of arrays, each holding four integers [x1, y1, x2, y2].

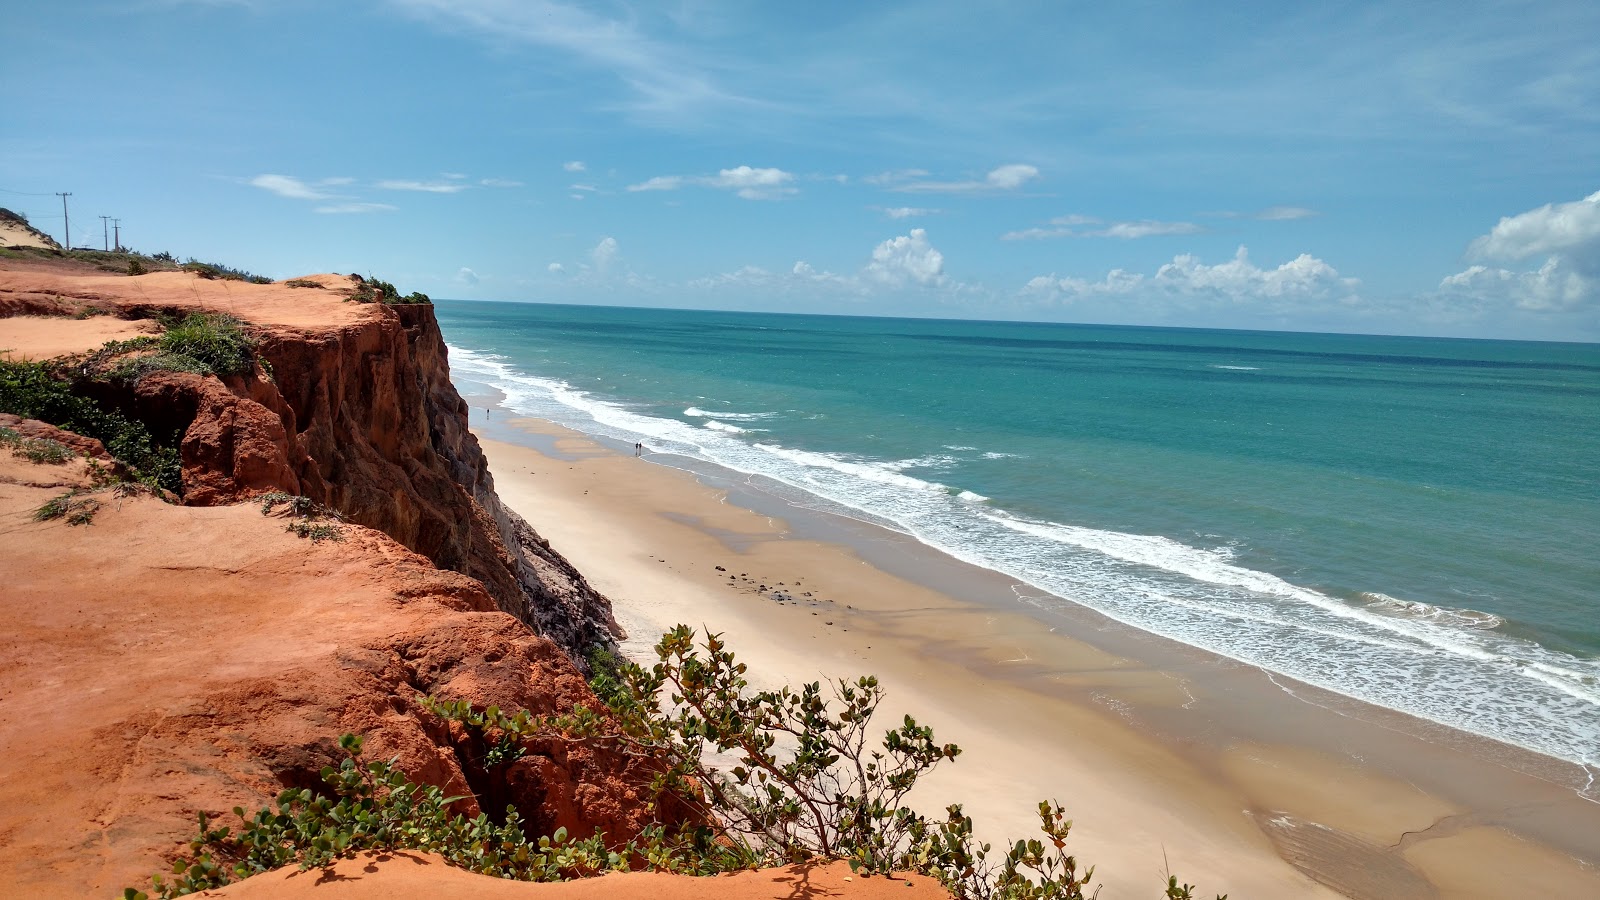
[[130, 627, 1222, 900]]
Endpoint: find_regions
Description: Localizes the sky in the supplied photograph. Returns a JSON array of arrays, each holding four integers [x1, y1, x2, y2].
[[3, 1, 1598, 341]]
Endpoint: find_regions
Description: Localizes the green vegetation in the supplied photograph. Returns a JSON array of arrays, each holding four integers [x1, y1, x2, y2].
[[34, 490, 101, 525], [130, 627, 1223, 899], [0, 358, 181, 492], [282, 279, 324, 289], [180, 259, 272, 284], [0, 426, 73, 464], [153, 314, 256, 376], [260, 491, 345, 542], [348, 274, 431, 305], [128, 259, 147, 276], [100, 315, 256, 384]]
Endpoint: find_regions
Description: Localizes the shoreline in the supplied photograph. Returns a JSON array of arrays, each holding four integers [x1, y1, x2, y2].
[[470, 407, 1600, 898]]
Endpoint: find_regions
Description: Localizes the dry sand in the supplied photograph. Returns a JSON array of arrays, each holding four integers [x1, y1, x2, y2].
[[475, 418, 1600, 900], [0, 314, 160, 359]]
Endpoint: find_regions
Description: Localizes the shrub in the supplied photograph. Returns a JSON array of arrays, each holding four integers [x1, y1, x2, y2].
[[124, 734, 627, 899], [0, 427, 74, 464], [128, 630, 1224, 899], [285, 521, 344, 543], [282, 279, 324, 289], [34, 490, 101, 525], [348, 274, 431, 305], [156, 314, 255, 377], [128, 259, 147, 276], [0, 359, 181, 492]]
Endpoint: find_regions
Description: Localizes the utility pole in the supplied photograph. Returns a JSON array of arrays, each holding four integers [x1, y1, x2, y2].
[[112, 219, 122, 252], [56, 192, 71, 250], [99, 216, 111, 251]]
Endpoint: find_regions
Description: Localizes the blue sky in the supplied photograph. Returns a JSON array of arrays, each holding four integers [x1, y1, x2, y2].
[[4, 1, 1598, 340]]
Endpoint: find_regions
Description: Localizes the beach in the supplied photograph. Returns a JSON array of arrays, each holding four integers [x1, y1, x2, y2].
[[474, 412, 1600, 900]]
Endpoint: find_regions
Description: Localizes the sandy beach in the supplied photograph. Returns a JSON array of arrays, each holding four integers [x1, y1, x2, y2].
[[474, 412, 1600, 900]]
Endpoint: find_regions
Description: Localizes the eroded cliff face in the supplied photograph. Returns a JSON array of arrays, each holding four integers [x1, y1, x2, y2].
[[0, 261, 652, 895], [1, 264, 619, 659]]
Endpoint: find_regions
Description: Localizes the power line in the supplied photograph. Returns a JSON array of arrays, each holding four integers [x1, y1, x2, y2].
[[0, 188, 58, 196]]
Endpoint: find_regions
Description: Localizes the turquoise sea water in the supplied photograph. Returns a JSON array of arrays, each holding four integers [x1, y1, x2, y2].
[[436, 300, 1600, 768]]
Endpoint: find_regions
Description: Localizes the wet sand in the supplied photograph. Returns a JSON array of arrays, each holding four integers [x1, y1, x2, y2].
[[473, 410, 1600, 900]]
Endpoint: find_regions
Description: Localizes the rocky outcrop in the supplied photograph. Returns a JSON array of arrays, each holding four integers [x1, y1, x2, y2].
[[0, 264, 619, 660], [0, 260, 654, 895]]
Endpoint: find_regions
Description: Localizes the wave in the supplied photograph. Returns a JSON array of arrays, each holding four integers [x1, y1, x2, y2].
[[1210, 364, 1262, 371], [447, 344, 1600, 768], [684, 406, 776, 421]]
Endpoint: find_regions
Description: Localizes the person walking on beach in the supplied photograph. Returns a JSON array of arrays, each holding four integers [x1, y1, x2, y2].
[[634, 442, 642, 456]]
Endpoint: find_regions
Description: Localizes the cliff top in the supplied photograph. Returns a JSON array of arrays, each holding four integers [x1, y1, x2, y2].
[[0, 255, 380, 330]]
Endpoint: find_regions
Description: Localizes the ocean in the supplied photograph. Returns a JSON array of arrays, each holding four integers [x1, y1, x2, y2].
[[435, 300, 1600, 770]]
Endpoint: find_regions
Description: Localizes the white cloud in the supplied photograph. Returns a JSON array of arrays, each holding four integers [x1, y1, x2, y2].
[[591, 236, 619, 272], [564, 161, 587, 172], [1257, 206, 1318, 221], [881, 206, 938, 219], [1207, 206, 1320, 221], [1441, 189, 1600, 313], [1097, 220, 1203, 239], [628, 175, 685, 192], [388, 0, 749, 122], [985, 164, 1039, 190], [1003, 215, 1201, 240], [570, 183, 598, 192], [895, 164, 1041, 194], [1467, 189, 1600, 260], [313, 202, 397, 214], [689, 230, 959, 298], [1023, 246, 1358, 311], [627, 165, 796, 200], [377, 179, 470, 193], [456, 267, 480, 285], [249, 174, 329, 200], [481, 177, 523, 187], [866, 228, 946, 287], [708, 165, 795, 199], [548, 262, 565, 273], [862, 169, 930, 186], [1439, 258, 1593, 312]]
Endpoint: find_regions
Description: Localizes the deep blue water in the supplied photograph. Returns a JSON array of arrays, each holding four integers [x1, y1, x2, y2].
[[436, 300, 1600, 767]]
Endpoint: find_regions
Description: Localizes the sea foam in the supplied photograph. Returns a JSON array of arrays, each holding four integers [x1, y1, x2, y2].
[[448, 344, 1600, 771]]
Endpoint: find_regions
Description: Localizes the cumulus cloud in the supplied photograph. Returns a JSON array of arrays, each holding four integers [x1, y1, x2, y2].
[[1003, 215, 1201, 240], [313, 202, 397, 214], [1440, 189, 1600, 313], [564, 161, 587, 172], [249, 174, 330, 200], [1023, 246, 1358, 312], [548, 262, 565, 273], [1467, 190, 1600, 260], [894, 164, 1041, 194], [627, 165, 796, 200], [591, 236, 619, 272], [377, 179, 470, 193], [689, 230, 960, 298], [866, 228, 946, 287], [456, 267, 480, 285]]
